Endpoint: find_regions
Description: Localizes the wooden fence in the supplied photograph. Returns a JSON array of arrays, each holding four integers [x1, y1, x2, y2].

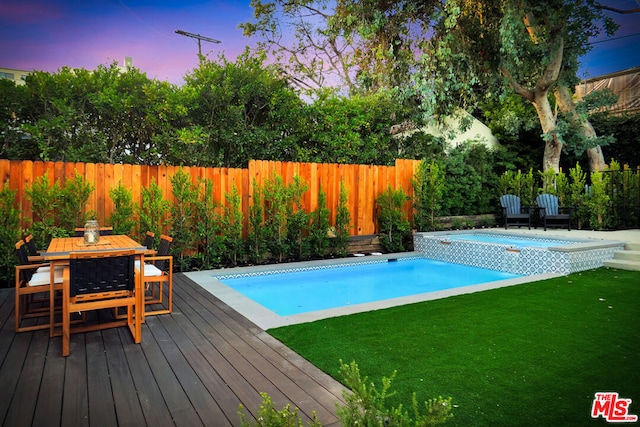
[[0, 159, 421, 236]]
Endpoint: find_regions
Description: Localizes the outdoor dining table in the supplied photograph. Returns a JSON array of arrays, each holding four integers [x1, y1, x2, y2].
[[43, 235, 151, 338]]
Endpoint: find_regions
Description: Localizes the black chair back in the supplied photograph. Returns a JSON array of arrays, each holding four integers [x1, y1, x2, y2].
[[25, 235, 39, 256], [143, 231, 155, 250], [15, 241, 35, 282], [69, 251, 135, 297], [154, 236, 173, 271]]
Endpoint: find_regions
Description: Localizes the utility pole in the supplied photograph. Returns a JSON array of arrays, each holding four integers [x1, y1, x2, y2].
[[175, 30, 221, 61]]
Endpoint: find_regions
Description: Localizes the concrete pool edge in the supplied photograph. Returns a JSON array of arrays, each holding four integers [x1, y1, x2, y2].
[[185, 255, 561, 330]]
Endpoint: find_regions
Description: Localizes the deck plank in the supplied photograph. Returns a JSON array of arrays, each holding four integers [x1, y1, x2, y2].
[[138, 317, 204, 427], [3, 331, 47, 427], [174, 278, 342, 425], [32, 335, 65, 426], [120, 327, 175, 426], [85, 331, 118, 426], [0, 272, 347, 427], [145, 314, 232, 425], [61, 333, 89, 427], [102, 328, 149, 426]]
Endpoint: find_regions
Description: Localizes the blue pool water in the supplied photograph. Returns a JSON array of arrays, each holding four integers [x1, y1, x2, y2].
[[444, 233, 573, 248], [219, 258, 522, 316]]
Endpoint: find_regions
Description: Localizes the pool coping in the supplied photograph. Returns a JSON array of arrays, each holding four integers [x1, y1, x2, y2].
[[185, 253, 561, 330]]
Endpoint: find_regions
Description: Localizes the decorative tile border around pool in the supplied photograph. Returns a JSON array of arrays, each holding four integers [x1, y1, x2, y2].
[[210, 253, 421, 280], [414, 231, 625, 275]]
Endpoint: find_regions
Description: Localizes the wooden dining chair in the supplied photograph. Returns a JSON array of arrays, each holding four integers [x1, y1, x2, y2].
[[62, 249, 141, 356], [14, 240, 64, 332], [143, 231, 156, 251], [137, 234, 173, 317], [24, 234, 44, 261]]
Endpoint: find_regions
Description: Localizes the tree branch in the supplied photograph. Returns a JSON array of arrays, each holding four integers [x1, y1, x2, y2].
[[596, 4, 640, 14], [499, 65, 535, 102], [535, 33, 564, 93]]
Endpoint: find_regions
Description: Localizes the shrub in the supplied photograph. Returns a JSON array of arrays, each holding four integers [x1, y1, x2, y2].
[[238, 392, 321, 427], [25, 175, 67, 247], [332, 181, 352, 257], [376, 186, 410, 253], [139, 179, 170, 243], [309, 188, 331, 258], [585, 170, 611, 230], [221, 185, 245, 266], [109, 182, 137, 236], [0, 183, 20, 288], [193, 178, 224, 269], [262, 174, 309, 262], [247, 179, 268, 264], [337, 360, 454, 427], [170, 168, 198, 271], [58, 171, 94, 233], [412, 160, 445, 232]]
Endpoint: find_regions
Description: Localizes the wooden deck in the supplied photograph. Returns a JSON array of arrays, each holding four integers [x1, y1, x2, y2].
[[0, 274, 347, 426]]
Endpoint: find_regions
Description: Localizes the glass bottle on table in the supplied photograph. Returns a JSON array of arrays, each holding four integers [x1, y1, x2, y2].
[[84, 219, 100, 245]]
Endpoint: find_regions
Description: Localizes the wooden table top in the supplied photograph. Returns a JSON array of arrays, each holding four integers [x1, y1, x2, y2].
[[44, 235, 150, 260]]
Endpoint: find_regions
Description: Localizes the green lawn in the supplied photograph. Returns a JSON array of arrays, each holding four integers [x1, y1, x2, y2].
[[268, 268, 640, 426]]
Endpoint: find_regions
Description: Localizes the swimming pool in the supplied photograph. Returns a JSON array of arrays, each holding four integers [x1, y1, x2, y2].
[[218, 258, 521, 316], [187, 231, 625, 329], [187, 254, 541, 329]]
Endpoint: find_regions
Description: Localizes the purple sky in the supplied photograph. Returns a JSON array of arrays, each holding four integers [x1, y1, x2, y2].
[[1, 0, 639, 86]]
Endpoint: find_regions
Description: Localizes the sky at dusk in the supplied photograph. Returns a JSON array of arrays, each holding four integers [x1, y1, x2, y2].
[[1, 0, 639, 86]]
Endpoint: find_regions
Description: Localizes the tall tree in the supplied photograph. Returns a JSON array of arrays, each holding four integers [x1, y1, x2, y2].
[[417, 0, 618, 171], [240, 0, 439, 95], [182, 49, 305, 167]]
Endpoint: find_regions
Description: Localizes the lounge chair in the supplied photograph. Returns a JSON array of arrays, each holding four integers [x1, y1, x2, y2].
[[500, 194, 531, 229], [536, 193, 573, 231]]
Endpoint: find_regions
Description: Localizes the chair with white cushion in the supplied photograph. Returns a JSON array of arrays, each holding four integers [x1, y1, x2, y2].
[[14, 240, 64, 332], [136, 235, 173, 317]]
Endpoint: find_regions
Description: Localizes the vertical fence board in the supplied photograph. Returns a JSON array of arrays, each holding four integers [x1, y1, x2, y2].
[[18, 160, 33, 224], [131, 164, 142, 216], [0, 159, 9, 186], [96, 163, 106, 222]]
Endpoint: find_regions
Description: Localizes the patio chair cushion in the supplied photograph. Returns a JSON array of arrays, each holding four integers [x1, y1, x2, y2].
[[135, 260, 163, 277], [28, 268, 64, 287]]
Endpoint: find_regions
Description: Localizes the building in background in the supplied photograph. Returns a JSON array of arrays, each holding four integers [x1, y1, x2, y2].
[[1, 57, 133, 86], [0, 67, 30, 85], [575, 66, 640, 115]]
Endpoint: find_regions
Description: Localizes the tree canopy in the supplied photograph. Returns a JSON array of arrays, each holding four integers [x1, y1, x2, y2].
[[242, 0, 623, 171]]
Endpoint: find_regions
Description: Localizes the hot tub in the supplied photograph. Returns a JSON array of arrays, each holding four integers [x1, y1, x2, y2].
[[413, 231, 625, 275]]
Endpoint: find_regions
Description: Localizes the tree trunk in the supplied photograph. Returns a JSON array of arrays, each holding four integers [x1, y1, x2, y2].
[[554, 84, 607, 171], [531, 92, 562, 172]]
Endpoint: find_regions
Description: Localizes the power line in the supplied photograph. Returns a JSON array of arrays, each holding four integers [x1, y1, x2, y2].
[[589, 31, 640, 45]]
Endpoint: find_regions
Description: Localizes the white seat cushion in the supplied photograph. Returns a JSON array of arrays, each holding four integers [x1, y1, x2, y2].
[[36, 265, 64, 274], [28, 267, 64, 287], [135, 260, 163, 277]]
